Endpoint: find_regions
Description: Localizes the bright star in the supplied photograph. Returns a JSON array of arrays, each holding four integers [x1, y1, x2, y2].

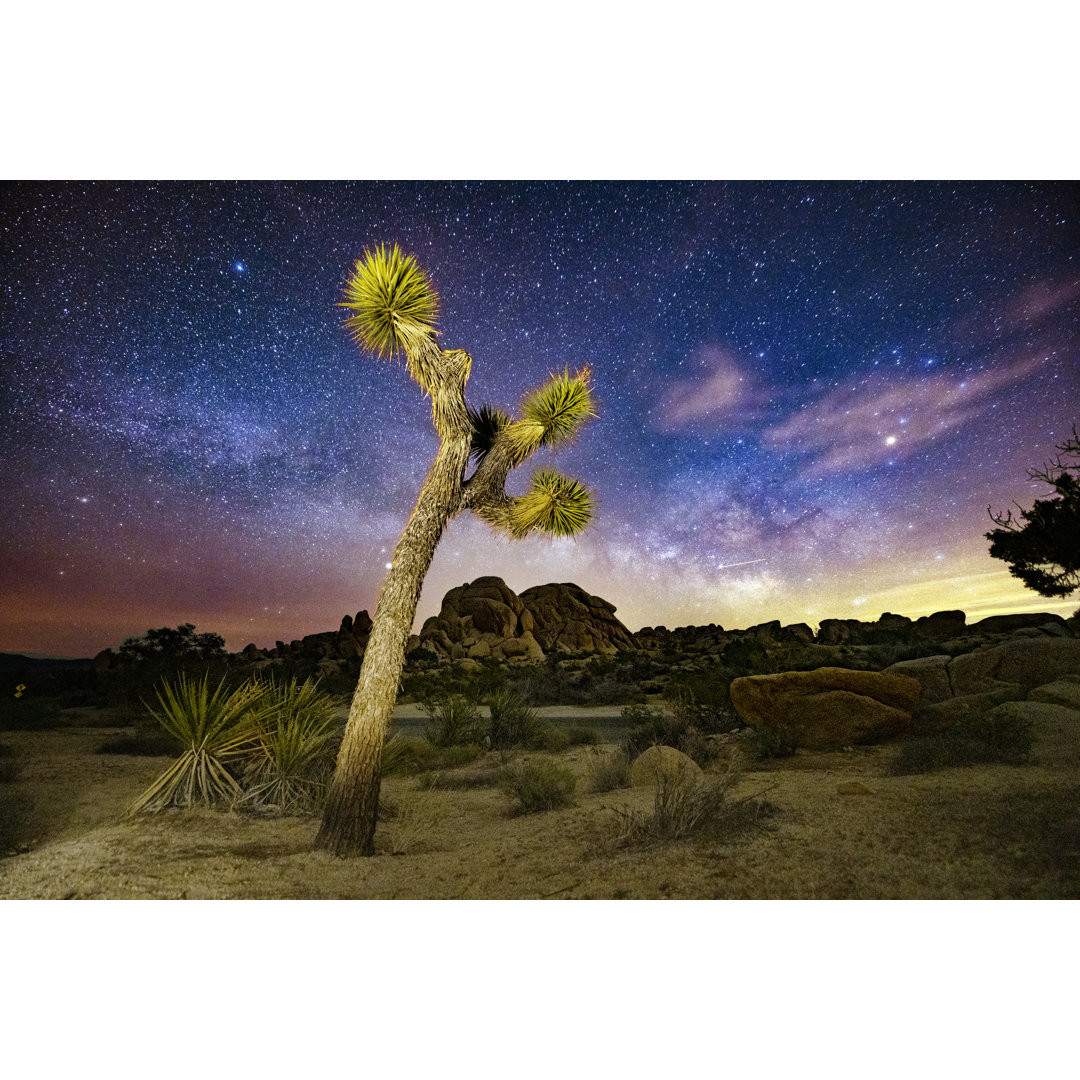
[[885, 435, 897, 446], [234, 262, 245, 273]]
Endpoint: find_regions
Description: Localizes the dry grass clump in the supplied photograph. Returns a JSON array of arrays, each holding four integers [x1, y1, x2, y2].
[[380, 734, 485, 776], [586, 747, 631, 792], [607, 762, 771, 847], [377, 792, 453, 855], [416, 766, 501, 791], [498, 759, 577, 813]]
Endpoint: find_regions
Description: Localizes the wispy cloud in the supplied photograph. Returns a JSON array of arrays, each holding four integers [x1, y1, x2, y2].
[[763, 353, 1046, 474], [653, 345, 767, 431], [949, 276, 1080, 348]]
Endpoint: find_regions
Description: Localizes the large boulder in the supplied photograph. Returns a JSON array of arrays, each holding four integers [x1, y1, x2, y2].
[[628, 745, 703, 787], [519, 582, 636, 655], [729, 667, 923, 749], [948, 638, 1080, 697], [969, 613, 1068, 635], [884, 655, 953, 704], [1029, 678, 1080, 711]]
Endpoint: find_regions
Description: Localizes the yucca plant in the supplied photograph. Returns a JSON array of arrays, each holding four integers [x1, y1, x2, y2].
[[236, 677, 340, 812], [316, 245, 598, 856], [125, 674, 264, 816]]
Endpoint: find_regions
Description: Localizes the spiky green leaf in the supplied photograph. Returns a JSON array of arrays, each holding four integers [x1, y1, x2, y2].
[[506, 367, 596, 463], [340, 243, 440, 359], [508, 468, 595, 538]]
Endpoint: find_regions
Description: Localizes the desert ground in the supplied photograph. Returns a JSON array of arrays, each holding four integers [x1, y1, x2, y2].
[[2, 703, 1078, 899]]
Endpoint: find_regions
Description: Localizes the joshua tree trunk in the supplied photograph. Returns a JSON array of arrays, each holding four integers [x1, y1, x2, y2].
[[315, 345, 472, 856], [314, 245, 596, 857]]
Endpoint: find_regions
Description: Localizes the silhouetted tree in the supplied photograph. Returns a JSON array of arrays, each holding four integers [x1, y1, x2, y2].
[[315, 246, 597, 856], [118, 624, 227, 664], [987, 426, 1080, 598]]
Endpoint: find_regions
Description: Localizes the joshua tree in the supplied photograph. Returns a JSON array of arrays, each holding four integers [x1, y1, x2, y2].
[[314, 245, 596, 856], [986, 425, 1080, 599]]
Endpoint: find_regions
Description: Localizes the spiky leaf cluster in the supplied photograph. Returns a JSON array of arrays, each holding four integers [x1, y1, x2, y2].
[[468, 403, 510, 465], [340, 243, 440, 359], [508, 468, 595, 538], [505, 367, 596, 463]]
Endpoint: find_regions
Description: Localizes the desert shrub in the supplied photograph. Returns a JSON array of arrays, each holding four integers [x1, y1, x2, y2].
[[381, 735, 484, 776], [540, 725, 600, 752], [421, 694, 485, 747], [0, 693, 62, 731], [416, 767, 501, 791], [586, 747, 630, 793], [498, 759, 577, 813], [235, 677, 340, 812], [753, 725, 798, 759], [664, 679, 739, 734], [890, 707, 1034, 775], [622, 702, 685, 756], [487, 688, 547, 752], [607, 763, 769, 846], [125, 674, 264, 815]]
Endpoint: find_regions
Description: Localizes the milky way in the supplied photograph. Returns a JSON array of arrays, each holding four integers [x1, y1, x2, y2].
[[2, 181, 1077, 656]]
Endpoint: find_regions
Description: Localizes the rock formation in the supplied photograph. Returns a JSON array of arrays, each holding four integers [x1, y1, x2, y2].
[[415, 577, 635, 662], [729, 667, 924, 749]]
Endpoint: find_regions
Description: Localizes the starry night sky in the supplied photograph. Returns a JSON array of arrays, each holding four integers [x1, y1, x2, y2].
[[2, 180, 1078, 657]]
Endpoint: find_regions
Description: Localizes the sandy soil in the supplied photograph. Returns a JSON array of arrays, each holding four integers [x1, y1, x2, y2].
[[2, 708, 1078, 899]]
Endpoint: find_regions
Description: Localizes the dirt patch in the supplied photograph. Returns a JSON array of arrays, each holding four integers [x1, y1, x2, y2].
[[2, 712, 1079, 898]]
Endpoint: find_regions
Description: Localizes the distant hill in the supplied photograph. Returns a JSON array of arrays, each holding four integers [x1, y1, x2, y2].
[[0, 652, 93, 673]]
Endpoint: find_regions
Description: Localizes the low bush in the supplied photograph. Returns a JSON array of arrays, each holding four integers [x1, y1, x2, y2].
[[381, 735, 485, 776], [487, 688, 548, 753], [753, 725, 798, 759], [607, 763, 770, 846], [586, 747, 630, 793], [622, 703, 688, 758], [421, 694, 486, 747], [416, 767, 501, 791], [498, 759, 577, 813], [890, 707, 1034, 775]]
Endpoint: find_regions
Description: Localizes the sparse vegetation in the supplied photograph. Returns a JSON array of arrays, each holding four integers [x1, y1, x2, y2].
[[416, 767, 501, 791], [752, 725, 799, 759], [607, 762, 769, 846], [498, 759, 577, 813], [378, 792, 452, 855], [586, 747, 630, 793], [421, 694, 486, 747], [235, 678, 339, 812], [487, 688, 546, 753], [890, 706, 1034, 774], [125, 674, 265, 815]]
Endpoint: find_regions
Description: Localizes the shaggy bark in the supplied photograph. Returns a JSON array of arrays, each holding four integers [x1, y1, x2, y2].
[[315, 344, 472, 856]]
